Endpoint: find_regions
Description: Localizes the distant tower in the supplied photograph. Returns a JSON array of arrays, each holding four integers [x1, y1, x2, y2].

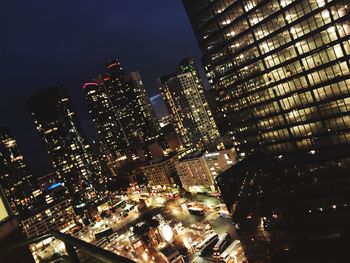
[[0, 128, 35, 218], [83, 80, 128, 159], [160, 58, 220, 150], [84, 60, 163, 161], [28, 87, 98, 207], [104, 59, 140, 155], [128, 71, 161, 143]]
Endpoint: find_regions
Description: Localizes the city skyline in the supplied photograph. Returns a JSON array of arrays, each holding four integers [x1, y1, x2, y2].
[[1, 1, 349, 262], [0, 0, 203, 176]]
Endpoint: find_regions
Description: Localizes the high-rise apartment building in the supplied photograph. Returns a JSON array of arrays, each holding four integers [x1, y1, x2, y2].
[[160, 58, 220, 150], [28, 87, 99, 208], [105, 60, 146, 156], [0, 128, 35, 218], [128, 72, 162, 142], [84, 60, 162, 161], [183, 0, 350, 262], [83, 80, 128, 159]]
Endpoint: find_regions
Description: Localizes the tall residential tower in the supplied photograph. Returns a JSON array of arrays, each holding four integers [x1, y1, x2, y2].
[[0, 128, 35, 218], [28, 87, 99, 207], [160, 58, 220, 150], [128, 71, 161, 144], [83, 60, 162, 162], [83, 80, 128, 159]]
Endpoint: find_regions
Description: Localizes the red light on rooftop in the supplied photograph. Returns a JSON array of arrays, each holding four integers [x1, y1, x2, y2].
[[106, 62, 118, 69], [82, 82, 98, 89]]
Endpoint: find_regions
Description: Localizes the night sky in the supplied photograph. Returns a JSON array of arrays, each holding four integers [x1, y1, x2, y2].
[[0, 0, 202, 176]]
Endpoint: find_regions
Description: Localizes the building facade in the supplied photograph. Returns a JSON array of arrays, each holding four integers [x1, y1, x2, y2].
[[141, 156, 178, 187], [28, 87, 99, 208], [175, 149, 237, 192], [84, 61, 162, 161], [0, 128, 35, 218], [21, 199, 77, 239], [83, 80, 128, 159], [128, 71, 161, 144], [183, 0, 350, 261], [0, 187, 35, 263], [160, 58, 220, 150], [31, 172, 72, 214], [106, 60, 162, 159], [182, 0, 350, 158]]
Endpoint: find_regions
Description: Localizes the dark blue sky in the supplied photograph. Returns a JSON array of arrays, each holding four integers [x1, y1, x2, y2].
[[0, 0, 202, 175]]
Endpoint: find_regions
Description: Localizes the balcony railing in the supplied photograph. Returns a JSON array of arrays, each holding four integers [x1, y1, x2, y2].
[[2, 230, 135, 263]]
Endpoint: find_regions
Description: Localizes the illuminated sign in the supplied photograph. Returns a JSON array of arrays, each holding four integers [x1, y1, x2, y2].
[[48, 182, 62, 190], [82, 82, 98, 89], [106, 62, 118, 69]]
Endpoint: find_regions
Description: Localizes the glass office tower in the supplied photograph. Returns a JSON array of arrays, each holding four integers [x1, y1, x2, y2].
[[128, 71, 161, 144], [183, 0, 350, 262], [84, 61, 162, 161], [83, 80, 128, 159], [183, 0, 350, 157], [28, 87, 99, 208]]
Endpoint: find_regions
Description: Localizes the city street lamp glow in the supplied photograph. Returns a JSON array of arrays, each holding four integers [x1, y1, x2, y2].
[[160, 224, 174, 243]]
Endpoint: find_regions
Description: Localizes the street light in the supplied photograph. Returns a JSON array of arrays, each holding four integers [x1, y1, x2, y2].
[[160, 224, 174, 243]]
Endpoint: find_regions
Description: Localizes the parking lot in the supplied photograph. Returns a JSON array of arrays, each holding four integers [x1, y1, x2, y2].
[[31, 190, 244, 263]]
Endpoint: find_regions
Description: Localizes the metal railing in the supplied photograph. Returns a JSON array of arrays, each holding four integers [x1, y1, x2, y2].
[[2, 230, 135, 263]]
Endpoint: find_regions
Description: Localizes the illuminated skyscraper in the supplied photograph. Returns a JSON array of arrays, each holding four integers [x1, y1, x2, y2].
[[160, 58, 220, 150], [128, 71, 161, 143], [28, 87, 98, 207], [104, 59, 142, 156], [182, 0, 350, 157], [183, 0, 350, 261], [83, 80, 128, 159], [0, 128, 35, 218], [84, 61, 162, 161]]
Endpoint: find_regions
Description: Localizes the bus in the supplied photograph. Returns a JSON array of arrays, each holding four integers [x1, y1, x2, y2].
[[188, 207, 205, 216], [108, 231, 119, 241], [195, 233, 219, 255], [95, 227, 113, 240], [219, 240, 245, 263], [113, 199, 126, 210], [212, 232, 232, 257], [95, 237, 108, 248]]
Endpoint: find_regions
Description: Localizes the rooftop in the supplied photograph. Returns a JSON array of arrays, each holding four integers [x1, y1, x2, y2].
[[160, 245, 178, 257], [179, 150, 204, 161]]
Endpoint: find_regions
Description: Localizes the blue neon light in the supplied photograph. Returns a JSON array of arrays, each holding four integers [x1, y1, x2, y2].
[[48, 182, 62, 190]]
